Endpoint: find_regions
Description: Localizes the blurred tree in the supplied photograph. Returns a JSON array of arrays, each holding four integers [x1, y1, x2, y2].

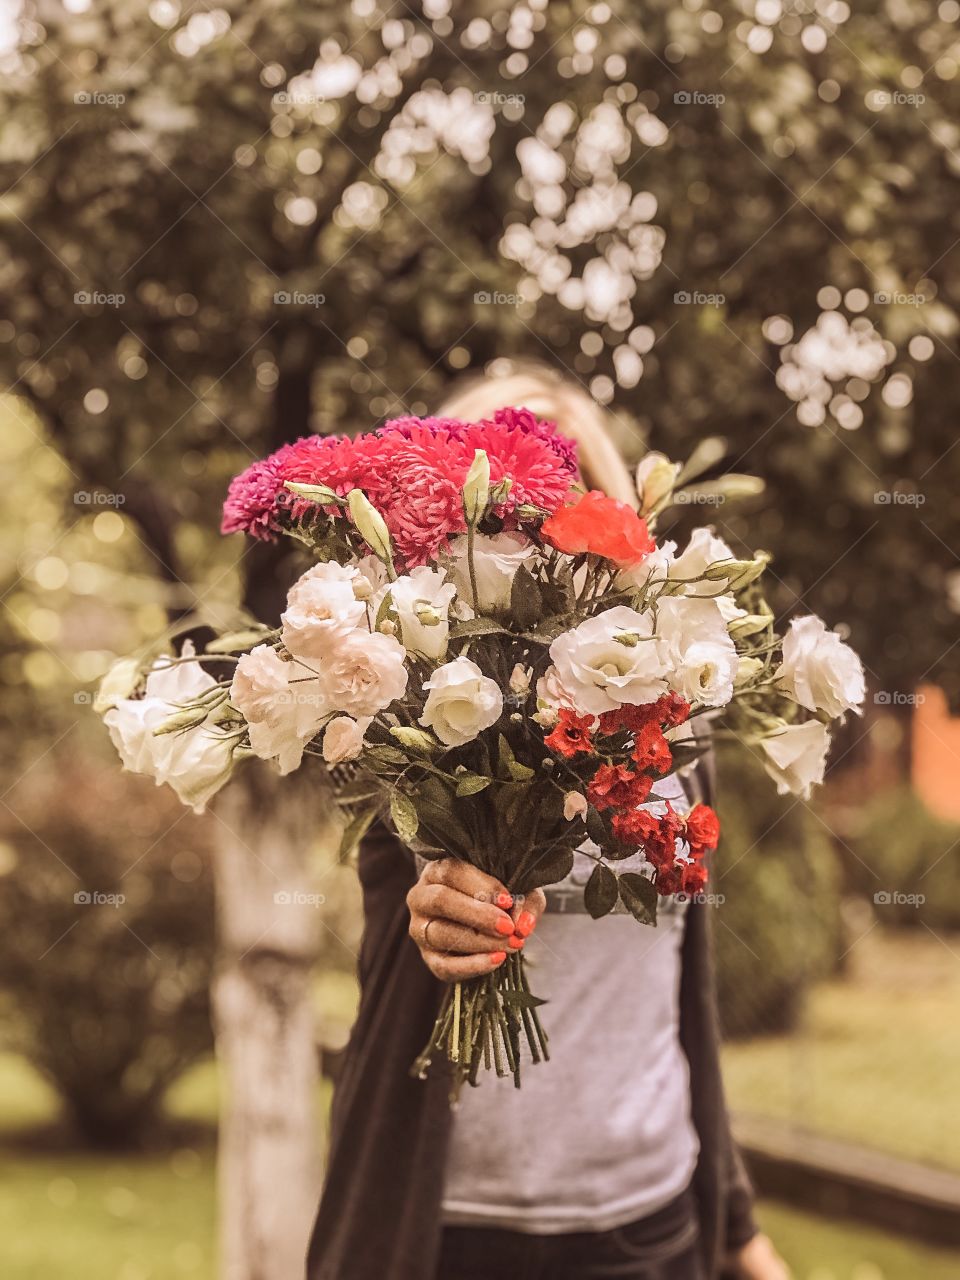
[[0, 750, 215, 1147]]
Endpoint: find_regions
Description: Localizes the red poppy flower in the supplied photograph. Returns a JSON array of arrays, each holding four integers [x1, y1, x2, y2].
[[544, 708, 596, 758], [540, 491, 655, 567], [684, 804, 721, 855]]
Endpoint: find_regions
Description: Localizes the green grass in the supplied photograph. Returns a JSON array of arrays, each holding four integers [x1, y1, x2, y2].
[[723, 928, 960, 1170]]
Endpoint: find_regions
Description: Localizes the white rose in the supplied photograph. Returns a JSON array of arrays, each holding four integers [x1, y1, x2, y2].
[[104, 642, 236, 812], [449, 531, 536, 612], [387, 567, 457, 660], [656, 596, 738, 708], [420, 656, 504, 746], [231, 644, 328, 775], [322, 715, 370, 764], [281, 562, 367, 660], [760, 720, 831, 798], [549, 606, 668, 715], [775, 616, 865, 717], [317, 630, 408, 718], [669, 527, 738, 594]]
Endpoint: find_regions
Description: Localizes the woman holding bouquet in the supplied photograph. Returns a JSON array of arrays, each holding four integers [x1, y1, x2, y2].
[[307, 368, 789, 1280]]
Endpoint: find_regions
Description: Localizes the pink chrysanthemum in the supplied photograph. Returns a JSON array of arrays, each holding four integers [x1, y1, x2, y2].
[[220, 408, 580, 565]]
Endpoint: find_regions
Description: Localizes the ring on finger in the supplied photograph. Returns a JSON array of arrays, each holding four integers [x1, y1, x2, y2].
[[422, 918, 437, 950]]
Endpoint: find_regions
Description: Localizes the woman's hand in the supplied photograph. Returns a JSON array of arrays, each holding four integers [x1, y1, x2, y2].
[[407, 858, 547, 983], [731, 1234, 791, 1280]]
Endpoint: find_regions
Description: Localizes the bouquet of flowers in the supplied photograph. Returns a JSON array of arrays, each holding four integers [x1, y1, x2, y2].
[[97, 408, 865, 1091]]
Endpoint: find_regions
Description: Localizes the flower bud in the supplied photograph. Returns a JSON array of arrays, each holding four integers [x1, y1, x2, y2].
[[613, 631, 640, 648], [462, 449, 491, 524], [509, 663, 532, 695], [153, 704, 210, 735], [352, 577, 374, 602], [490, 476, 513, 505], [635, 452, 680, 515], [347, 489, 394, 567], [563, 791, 588, 821], [415, 605, 442, 627], [735, 656, 764, 686], [284, 480, 343, 506], [378, 618, 398, 636], [390, 726, 439, 754], [728, 613, 772, 639], [94, 657, 141, 714]]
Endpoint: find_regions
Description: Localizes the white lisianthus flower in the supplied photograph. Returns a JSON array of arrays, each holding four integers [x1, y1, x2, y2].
[[759, 720, 831, 798], [656, 597, 738, 708], [449, 531, 536, 612], [322, 715, 371, 764], [420, 656, 503, 746], [317, 630, 408, 718], [775, 616, 865, 717], [281, 562, 367, 660], [618, 540, 677, 594], [387, 567, 457, 660], [669, 527, 738, 594], [549, 606, 668, 715], [716, 595, 748, 625], [95, 657, 142, 714], [104, 642, 237, 812], [231, 644, 328, 775]]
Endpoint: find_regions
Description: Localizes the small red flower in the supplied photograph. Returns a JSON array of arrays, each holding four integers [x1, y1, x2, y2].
[[632, 723, 673, 775], [544, 708, 596, 758], [587, 764, 653, 812], [684, 804, 721, 855], [681, 860, 709, 897], [598, 693, 691, 737], [540, 490, 656, 567], [656, 865, 684, 897], [611, 808, 661, 847]]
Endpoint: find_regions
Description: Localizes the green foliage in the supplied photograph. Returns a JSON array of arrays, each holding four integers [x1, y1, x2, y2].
[[846, 786, 960, 930], [0, 747, 216, 1148], [713, 747, 842, 1039]]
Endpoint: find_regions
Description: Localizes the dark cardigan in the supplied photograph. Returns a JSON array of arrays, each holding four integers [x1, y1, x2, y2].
[[307, 772, 757, 1280]]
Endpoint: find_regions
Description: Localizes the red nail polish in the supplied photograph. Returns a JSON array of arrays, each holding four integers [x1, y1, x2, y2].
[[516, 911, 537, 937], [508, 934, 524, 949], [495, 916, 514, 936], [490, 951, 507, 965], [495, 891, 513, 910]]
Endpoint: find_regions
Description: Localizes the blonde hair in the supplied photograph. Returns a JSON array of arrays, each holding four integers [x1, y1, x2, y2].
[[435, 363, 639, 508]]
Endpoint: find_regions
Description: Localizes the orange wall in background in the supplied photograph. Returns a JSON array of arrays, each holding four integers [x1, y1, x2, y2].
[[912, 684, 960, 822]]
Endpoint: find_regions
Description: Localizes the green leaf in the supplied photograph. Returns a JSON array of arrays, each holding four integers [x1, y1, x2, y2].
[[510, 564, 543, 632], [455, 773, 492, 796], [584, 862, 618, 918], [497, 734, 534, 782], [500, 989, 547, 1010], [584, 805, 607, 847], [205, 628, 275, 653], [618, 872, 659, 926], [520, 846, 576, 892], [676, 436, 726, 486], [365, 744, 408, 766], [390, 792, 420, 844], [338, 809, 376, 862], [449, 617, 508, 639]]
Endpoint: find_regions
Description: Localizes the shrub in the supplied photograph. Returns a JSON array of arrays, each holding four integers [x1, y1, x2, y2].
[[0, 747, 215, 1148], [712, 747, 842, 1040], [845, 786, 960, 930]]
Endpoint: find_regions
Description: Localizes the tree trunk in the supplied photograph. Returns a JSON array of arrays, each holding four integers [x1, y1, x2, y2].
[[212, 761, 334, 1280]]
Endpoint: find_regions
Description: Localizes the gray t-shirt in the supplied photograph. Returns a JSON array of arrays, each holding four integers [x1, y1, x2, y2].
[[442, 771, 699, 1234]]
